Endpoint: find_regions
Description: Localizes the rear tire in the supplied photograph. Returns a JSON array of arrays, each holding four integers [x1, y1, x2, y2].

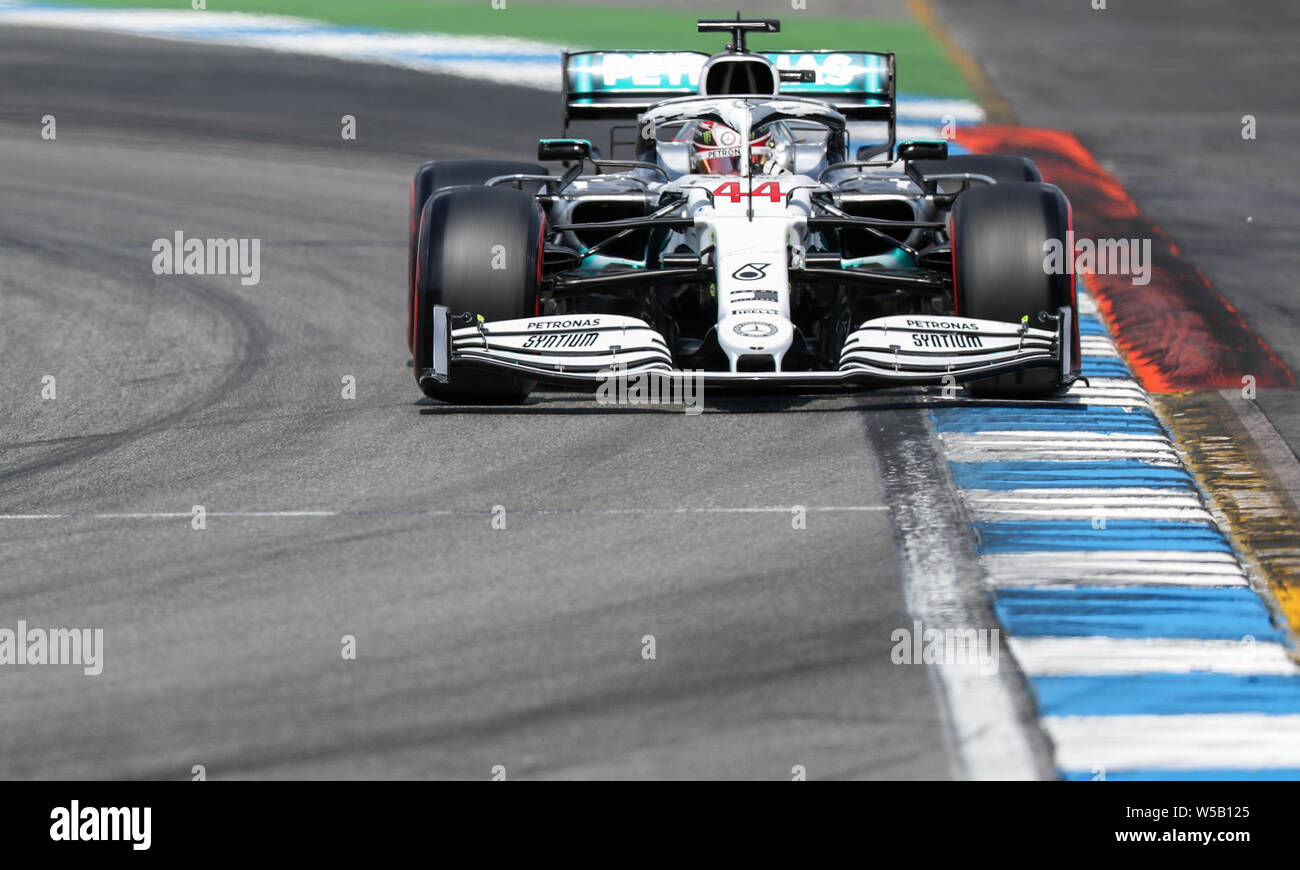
[[951, 181, 1077, 398], [412, 185, 545, 404], [408, 160, 546, 350]]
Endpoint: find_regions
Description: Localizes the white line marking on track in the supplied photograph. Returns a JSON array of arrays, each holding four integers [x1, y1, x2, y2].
[[1080, 338, 1121, 356], [1010, 637, 1297, 676], [981, 552, 1248, 587], [1046, 714, 1300, 771], [0, 506, 888, 521], [941, 444, 1182, 464], [942, 431, 1170, 443], [963, 492, 1212, 520], [532, 506, 891, 514], [964, 489, 1203, 502], [0, 511, 340, 520], [969, 505, 1212, 521], [879, 422, 1045, 779], [985, 549, 1243, 564]]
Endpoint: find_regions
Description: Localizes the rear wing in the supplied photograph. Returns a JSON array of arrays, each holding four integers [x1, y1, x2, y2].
[[562, 49, 896, 125], [767, 50, 895, 121], [563, 51, 709, 122]]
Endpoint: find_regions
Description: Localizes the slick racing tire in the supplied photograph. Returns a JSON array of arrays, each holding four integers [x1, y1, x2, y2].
[[412, 185, 545, 404], [951, 181, 1078, 398], [407, 160, 547, 350], [914, 154, 1042, 185]]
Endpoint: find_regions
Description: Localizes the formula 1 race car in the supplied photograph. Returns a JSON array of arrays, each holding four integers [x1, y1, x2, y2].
[[407, 17, 1080, 403]]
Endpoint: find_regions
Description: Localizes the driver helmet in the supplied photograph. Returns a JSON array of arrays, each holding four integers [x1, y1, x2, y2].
[[689, 120, 790, 175]]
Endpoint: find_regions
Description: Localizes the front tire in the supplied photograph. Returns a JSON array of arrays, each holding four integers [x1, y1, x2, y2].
[[412, 186, 545, 404], [951, 181, 1077, 398], [407, 160, 547, 350]]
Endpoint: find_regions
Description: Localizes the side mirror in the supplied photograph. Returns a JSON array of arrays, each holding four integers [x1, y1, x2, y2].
[[897, 140, 948, 162], [538, 138, 593, 162]]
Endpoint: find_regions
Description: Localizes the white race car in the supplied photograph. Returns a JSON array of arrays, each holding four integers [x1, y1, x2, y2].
[[407, 17, 1080, 403]]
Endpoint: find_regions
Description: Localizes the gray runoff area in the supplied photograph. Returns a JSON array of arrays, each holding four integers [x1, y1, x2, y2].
[[932, 0, 1300, 460], [0, 27, 956, 779]]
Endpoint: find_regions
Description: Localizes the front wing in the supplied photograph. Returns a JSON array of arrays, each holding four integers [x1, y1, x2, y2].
[[419, 307, 1079, 392]]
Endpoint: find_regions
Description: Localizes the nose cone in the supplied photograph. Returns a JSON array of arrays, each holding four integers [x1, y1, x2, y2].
[[717, 314, 794, 371]]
